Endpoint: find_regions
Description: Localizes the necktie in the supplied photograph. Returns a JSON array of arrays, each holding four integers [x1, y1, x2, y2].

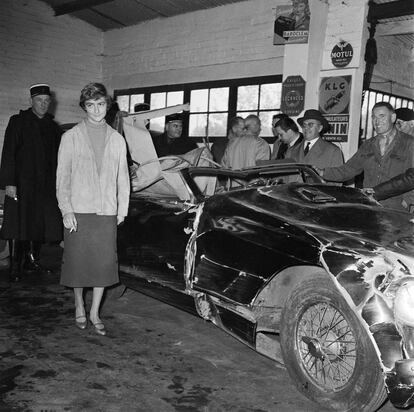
[[304, 142, 310, 156], [277, 143, 288, 159]]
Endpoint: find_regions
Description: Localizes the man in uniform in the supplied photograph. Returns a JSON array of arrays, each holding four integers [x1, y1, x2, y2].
[[0, 84, 63, 281], [152, 112, 197, 157]]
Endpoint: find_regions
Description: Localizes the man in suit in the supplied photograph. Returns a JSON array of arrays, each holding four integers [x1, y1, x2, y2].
[[270, 113, 289, 159], [222, 115, 270, 169], [290, 109, 344, 169], [274, 116, 303, 160]]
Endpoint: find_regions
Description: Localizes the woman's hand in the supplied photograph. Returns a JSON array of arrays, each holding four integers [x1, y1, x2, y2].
[[117, 216, 125, 225], [63, 212, 77, 232]]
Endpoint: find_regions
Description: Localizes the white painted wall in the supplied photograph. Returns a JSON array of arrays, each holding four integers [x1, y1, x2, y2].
[[102, 0, 285, 90], [0, 0, 103, 140]]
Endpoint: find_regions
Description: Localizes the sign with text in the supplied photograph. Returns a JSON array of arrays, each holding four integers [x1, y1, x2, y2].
[[331, 40, 354, 68], [273, 1, 310, 45], [319, 75, 352, 142], [280, 75, 306, 116]]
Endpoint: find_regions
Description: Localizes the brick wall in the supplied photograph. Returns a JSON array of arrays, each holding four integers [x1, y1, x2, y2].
[[102, 0, 284, 91], [0, 0, 103, 142]]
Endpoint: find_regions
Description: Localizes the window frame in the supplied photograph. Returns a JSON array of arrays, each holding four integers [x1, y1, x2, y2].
[[114, 75, 282, 142]]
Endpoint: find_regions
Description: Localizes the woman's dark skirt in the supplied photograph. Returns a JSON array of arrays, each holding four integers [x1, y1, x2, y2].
[[60, 213, 119, 288]]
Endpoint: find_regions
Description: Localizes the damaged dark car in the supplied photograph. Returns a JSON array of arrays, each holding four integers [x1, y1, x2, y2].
[[117, 158, 414, 412]]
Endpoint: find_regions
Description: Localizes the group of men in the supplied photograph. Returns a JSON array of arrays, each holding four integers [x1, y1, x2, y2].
[[212, 103, 414, 212]]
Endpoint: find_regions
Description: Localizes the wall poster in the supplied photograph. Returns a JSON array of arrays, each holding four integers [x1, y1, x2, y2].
[[280, 75, 306, 116], [273, 0, 310, 45], [319, 75, 352, 143]]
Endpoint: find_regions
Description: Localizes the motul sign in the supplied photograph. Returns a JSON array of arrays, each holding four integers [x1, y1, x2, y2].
[[331, 41, 353, 68]]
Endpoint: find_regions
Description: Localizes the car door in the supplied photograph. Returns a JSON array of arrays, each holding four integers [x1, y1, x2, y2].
[[117, 193, 194, 278]]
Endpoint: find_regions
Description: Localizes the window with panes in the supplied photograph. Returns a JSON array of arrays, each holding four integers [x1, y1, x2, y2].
[[114, 75, 282, 143]]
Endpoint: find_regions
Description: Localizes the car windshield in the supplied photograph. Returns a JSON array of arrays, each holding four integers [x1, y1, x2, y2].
[[187, 164, 323, 198], [132, 159, 323, 202]]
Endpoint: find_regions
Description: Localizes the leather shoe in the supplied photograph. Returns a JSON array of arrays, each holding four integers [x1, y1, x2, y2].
[[90, 320, 106, 336], [75, 316, 87, 330]]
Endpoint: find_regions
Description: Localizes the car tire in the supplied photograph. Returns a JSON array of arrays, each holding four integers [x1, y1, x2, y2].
[[280, 272, 387, 412]]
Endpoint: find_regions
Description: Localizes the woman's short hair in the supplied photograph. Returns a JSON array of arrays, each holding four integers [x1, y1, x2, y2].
[[79, 82, 112, 110]]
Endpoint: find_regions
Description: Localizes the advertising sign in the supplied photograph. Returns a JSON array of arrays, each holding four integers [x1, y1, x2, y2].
[[280, 75, 306, 116], [273, 1, 310, 45], [319, 75, 352, 142], [331, 40, 354, 68]]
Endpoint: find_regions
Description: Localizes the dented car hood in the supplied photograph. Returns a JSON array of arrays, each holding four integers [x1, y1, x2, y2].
[[230, 183, 414, 253]]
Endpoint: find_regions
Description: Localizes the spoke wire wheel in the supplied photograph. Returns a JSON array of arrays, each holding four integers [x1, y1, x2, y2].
[[280, 272, 387, 412], [297, 302, 356, 392]]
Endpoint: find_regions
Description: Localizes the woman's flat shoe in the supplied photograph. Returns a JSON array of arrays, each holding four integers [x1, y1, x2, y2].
[[75, 316, 87, 330], [91, 321, 106, 336]]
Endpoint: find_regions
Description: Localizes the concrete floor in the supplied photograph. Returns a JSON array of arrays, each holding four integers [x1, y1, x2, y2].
[[0, 244, 403, 412]]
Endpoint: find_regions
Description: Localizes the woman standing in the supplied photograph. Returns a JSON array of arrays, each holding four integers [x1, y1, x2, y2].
[[57, 83, 130, 335]]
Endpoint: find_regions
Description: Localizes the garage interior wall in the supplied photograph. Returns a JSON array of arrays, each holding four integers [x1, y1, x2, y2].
[[373, 35, 413, 98], [102, 0, 285, 91], [0, 0, 103, 141], [0, 0, 412, 148]]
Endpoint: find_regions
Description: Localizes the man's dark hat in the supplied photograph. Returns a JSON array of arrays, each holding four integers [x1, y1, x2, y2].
[[395, 107, 414, 121], [297, 109, 331, 134], [30, 83, 51, 97], [166, 112, 187, 123]]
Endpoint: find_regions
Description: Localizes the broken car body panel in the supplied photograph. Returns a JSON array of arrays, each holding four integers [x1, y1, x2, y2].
[[117, 162, 414, 409]]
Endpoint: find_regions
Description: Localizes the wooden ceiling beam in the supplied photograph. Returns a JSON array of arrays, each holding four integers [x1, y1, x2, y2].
[[377, 19, 414, 36], [54, 0, 114, 16], [368, 0, 414, 23]]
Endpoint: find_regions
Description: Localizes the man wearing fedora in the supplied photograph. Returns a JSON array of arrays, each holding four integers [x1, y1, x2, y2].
[[395, 107, 414, 137], [0, 84, 63, 282], [290, 109, 344, 169], [320, 102, 414, 211], [152, 112, 197, 157]]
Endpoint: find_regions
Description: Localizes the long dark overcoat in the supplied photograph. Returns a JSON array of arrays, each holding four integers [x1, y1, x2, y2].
[[0, 109, 63, 242]]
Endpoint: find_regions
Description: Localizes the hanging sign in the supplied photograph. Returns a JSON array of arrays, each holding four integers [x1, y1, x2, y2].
[[273, 1, 310, 45], [319, 75, 352, 142], [331, 40, 354, 68], [280, 75, 306, 116]]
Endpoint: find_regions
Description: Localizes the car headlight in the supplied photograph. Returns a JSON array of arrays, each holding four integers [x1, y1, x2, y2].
[[394, 278, 414, 327]]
